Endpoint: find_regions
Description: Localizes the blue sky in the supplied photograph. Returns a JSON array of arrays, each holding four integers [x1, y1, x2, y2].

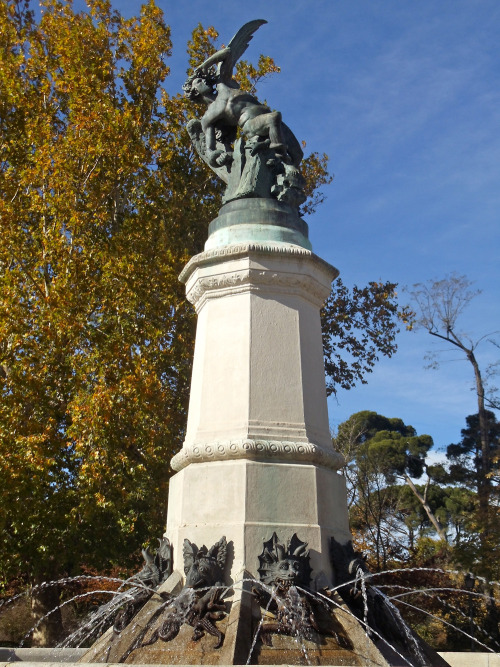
[[114, 0, 499, 456]]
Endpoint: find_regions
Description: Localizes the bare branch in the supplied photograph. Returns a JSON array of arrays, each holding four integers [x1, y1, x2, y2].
[[407, 273, 480, 336], [407, 273, 499, 539]]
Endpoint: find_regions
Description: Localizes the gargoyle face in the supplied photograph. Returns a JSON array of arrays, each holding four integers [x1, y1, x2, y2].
[[258, 533, 312, 593], [183, 537, 227, 590], [272, 557, 302, 591], [185, 557, 223, 589]]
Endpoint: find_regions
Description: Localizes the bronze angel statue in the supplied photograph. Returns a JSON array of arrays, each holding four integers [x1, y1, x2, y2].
[[183, 20, 306, 207]]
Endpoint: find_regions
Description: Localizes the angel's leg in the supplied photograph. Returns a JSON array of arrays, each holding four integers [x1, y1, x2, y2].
[[243, 111, 285, 152]]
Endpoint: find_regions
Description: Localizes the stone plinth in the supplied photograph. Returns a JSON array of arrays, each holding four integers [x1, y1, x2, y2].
[[167, 198, 346, 583], [171, 241, 342, 474], [166, 459, 351, 584]]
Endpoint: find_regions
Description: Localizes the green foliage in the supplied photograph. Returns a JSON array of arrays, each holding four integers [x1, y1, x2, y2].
[[336, 410, 432, 481], [336, 410, 500, 650], [322, 281, 409, 396], [334, 411, 436, 569], [447, 411, 500, 488], [445, 411, 500, 579]]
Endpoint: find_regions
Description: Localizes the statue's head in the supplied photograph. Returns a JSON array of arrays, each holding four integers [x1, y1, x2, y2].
[[183, 70, 216, 101]]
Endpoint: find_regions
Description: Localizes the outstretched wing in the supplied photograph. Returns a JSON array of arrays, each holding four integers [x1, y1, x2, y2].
[[219, 19, 267, 80]]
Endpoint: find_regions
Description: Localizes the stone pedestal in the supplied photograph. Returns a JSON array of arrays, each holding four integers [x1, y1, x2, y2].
[[167, 460, 351, 586], [171, 239, 342, 473], [166, 199, 348, 582]]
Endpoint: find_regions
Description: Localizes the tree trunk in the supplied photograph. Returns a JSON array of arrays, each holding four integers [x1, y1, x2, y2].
[[429, 329, 492, 539], [30, 580, 64, 647], [481, 583, 500, 647], [468, 349, 491, 534], [404, 473, 448, 542]]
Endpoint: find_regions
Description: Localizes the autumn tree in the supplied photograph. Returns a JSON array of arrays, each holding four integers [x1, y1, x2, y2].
[[0, 0, 205, 644], [1, 0, 405, 644]]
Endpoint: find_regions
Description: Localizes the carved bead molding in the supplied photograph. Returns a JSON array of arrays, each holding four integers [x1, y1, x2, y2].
[[170, 438, 345, 472], [179, 242, 338, 310]]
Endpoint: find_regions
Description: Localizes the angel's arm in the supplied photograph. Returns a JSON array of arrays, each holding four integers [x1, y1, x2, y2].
[[197, 47, 231, 75]]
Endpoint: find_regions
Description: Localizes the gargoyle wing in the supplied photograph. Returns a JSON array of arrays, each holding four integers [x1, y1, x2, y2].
[[155, 537, 173, 580], [288, 533, 309, 558], [214, 536, 228, 571], [183, 538, 197, 576]]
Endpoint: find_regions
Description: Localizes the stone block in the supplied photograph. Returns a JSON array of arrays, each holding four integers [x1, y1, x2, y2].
[[165, 459, 351, 583]]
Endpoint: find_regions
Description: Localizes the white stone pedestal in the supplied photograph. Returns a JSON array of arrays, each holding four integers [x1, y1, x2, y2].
[[166, 236, 350, 583]]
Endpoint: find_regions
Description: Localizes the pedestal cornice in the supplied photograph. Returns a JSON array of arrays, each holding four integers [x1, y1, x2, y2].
[[180, 242, 337, 285], [170, 438, 345, 472], [179, 242, 338, 311]]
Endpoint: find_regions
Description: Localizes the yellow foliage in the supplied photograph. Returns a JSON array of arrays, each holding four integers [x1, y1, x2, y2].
[[0, 1, 333, 586]]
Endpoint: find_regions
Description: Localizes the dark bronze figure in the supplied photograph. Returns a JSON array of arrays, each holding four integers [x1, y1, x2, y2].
[[253, 532, 324, 646], [113, 537, 172, 634], [137, 536, 229, 651], [184, 21, 306, 207]]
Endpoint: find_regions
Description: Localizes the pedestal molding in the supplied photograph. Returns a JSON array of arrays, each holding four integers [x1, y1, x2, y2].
[[179, 241, 338, 286], [170, 438, 345, 472], [186, 267, 332, 310]]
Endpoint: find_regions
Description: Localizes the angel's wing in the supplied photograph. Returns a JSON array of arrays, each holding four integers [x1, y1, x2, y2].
[[218, 19, 267, 81]]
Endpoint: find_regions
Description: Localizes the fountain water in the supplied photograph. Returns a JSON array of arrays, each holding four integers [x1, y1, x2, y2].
[[60, 533, 454, 666], [3, 562, 499, 664]]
